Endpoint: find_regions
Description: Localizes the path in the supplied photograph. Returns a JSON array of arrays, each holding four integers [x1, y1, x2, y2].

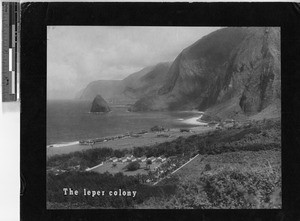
[[153, 153, 200, 185]]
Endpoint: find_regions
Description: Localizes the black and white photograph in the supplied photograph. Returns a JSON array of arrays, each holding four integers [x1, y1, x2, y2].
[[46, 26, 281, 209]]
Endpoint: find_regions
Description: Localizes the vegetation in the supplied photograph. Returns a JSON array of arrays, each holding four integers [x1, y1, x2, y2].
[[47, 119, 280, 171], [150, 125, 165, 132], [125, 162, 141, 171], [204, 164, 212, 171], [146, 159, 152, 170], [47, 118, 281, 209], [137, 166, 281, 209], [47, 147, 129, 170]]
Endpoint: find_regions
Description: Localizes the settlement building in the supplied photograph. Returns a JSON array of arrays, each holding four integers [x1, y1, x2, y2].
[[110, 157, 118, 162], [149, 156, 156, 163], [119, 157, 128, 163], [140, 156, 147, 162]]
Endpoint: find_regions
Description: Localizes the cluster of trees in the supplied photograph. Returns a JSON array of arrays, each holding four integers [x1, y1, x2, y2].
[[150, 125, 165, 132], [200, 142, 281, 155], [132, 135, 201, 158], [198, 123, 281, 155], [47, 147, 113, 169], [47, 147, 131, 170], [48, 134, 203, 170], [124, 161, 140, 171]]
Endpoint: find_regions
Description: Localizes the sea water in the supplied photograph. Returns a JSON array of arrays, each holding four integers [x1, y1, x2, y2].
[[47, 100, 203, 146]]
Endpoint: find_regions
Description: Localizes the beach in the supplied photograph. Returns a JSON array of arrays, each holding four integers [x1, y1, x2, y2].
[[180, 113, 207, 126]]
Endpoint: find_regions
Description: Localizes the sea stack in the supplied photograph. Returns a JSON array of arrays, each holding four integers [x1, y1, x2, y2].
[[90, 95, 111, 113]]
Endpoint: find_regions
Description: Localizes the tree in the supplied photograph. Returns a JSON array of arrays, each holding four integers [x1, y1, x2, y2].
[[133, 147, 146, 157], [204, 164, 212, 171], [146, 159, 152, 170], [198, 139, 207, 154], [126, 161, 140, 171], [114, 149, 124, 158]]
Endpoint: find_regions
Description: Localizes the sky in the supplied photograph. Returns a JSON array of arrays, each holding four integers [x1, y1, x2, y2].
[[47, 26, 221, 100]]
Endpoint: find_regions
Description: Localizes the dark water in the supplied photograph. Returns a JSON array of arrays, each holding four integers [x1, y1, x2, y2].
[[47, 100, 201, 145]]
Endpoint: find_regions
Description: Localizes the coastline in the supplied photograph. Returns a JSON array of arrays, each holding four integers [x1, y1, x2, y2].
[[47, 114, 206, 148], [47, 141, 79, 149], [180, 114, 207, 126], [47, 115, 212, 157]]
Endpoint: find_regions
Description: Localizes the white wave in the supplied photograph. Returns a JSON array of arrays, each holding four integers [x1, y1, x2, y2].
[[47, 141, 79, 148], [180, 115, 207, 126]]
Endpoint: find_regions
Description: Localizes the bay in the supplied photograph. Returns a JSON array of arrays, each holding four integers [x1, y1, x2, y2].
[[47, 100, 202, 146]]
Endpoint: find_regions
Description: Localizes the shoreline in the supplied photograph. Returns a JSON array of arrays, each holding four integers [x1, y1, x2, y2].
[[47, 114, 207, 149], [47, 141, 80, 149], [47, 118, 213, 157], [180, 114, 207, 126]]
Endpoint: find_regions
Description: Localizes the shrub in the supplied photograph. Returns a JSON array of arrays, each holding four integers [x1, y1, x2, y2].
[[204, 164, 212, 171], [138, 168, 281, 209], [126, 161, 140, 171], [150, 125, 164, 132]]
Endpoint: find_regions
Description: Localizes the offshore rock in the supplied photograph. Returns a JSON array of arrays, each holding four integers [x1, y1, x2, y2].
[[90, 95, 111, 113]]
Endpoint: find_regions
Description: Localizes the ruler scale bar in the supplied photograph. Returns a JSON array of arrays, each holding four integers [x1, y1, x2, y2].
[[16, 3, 19, 99], [11, 48, 15, 94], [2, 1, 20, 102], [11, 71, 15, 94], [8, 48, 12, 71], [11, 3, 15, 95], [16, 1, 21, 101]]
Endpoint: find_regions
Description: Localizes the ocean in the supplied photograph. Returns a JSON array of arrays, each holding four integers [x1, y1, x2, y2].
[[47, 100, 203, 146]]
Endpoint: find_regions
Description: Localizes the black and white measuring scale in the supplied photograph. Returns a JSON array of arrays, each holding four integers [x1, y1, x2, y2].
[[2, 1, 20, 102]]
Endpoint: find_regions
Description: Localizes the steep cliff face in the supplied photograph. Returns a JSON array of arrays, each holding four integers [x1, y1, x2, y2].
[[232, 27, 281, 114], [77, 62, 171, 104], [132, 27, 281, 118], [90, 95, 111, 113], [119, 62, 171, 99]]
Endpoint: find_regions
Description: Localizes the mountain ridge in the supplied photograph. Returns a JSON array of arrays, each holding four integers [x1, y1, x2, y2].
[[77, 27, 280, 120], [131, 27, 281, 120]]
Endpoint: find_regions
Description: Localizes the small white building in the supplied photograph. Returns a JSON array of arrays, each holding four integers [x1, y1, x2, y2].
[[125, 154, 134, 160], [140, 156, 147, 162], [120, 157, 128, 163], [149, 156, 156, 163], [158, 155, 166, 160], [111, 157, 118, 162]]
